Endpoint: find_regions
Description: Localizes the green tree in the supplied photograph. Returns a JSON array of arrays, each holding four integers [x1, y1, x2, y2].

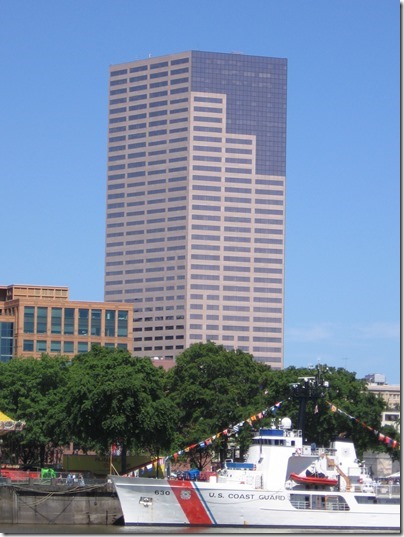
[[0, 354, 70, 466], [166, 342, 273, 468], [167, 354, 391, 466], [61, 346, 178, 473], [263, 365, 386, 457]]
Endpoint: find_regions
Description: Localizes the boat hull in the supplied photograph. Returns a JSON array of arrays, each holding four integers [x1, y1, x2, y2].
[[111, 477, 400, 530]]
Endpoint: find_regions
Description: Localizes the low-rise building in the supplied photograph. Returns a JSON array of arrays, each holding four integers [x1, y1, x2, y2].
[[365, 373, 400, 432], [0, 284, 133, 361]]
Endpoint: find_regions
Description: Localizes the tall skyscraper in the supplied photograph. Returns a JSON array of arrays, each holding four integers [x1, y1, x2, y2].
[[104, 51, 287, 368]]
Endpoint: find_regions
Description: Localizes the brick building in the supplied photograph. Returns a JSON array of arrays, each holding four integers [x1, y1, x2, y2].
[[0, 284, 133, 362]]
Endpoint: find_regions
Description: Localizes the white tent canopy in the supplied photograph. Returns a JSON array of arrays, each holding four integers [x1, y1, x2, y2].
[[386, 472, 400, 479]]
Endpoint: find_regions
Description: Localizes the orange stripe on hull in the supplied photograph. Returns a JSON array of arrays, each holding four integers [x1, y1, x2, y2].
[[168, 479, 212, 525]]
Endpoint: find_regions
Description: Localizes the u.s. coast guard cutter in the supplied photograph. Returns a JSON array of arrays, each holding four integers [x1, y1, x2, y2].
[[111, 376, 399, 530]]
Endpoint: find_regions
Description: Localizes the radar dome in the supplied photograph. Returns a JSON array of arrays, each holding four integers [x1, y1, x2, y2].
[[281, 417, 292, 430]]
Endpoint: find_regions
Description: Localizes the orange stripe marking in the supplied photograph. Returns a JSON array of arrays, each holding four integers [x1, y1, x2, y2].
[[168, 479, 212, 525]]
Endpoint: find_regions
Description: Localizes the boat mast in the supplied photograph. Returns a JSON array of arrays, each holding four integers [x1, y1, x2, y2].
[[289, 365, 329, 434]]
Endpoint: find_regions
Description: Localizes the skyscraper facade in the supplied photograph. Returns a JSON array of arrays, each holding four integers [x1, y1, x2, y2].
[[104, 51, 287, 368]]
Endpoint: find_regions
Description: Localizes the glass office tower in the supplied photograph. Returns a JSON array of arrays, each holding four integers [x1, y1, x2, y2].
[[104, 51, 287, 368]]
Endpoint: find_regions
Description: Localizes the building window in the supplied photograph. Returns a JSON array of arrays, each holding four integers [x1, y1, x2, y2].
[[50, 341, 61, 353], [63, 341, 74, 354], [23, 339, 34, 352], [64, 308, 75, 335], [37, 307, 48, 334], [105, 310, 116, 337], [24, 306, 35, 334], [78, 309, 89, 335], [118, 310, 128, 337], [51, 308, 62, 334], [0, 322, 14, 363], [91, 309, 102, 336], [78, 342, 88, 354], [36, 340, 47, 353]]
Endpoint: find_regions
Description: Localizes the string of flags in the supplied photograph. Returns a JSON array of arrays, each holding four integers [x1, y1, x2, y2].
[[326, 401, 400, 450], [165, 401, 283, 462]]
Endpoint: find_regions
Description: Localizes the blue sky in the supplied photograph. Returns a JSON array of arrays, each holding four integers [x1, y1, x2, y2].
[[1, 1, 399, 383]]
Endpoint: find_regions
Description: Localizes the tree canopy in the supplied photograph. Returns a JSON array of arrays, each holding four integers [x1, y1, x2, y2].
[[60, 346, 179, 470], [165, 342, 273, 467], [0, 354, 69, 466], [0, 343, 398, 471], [263, 365, 387, 454]]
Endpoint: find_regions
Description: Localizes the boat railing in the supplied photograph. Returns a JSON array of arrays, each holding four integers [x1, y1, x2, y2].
[[290, 499, 310, 509], [325, 502, 350, 511], [373, 482, 400, 499], [290, 498, 350, 511], [312, 448, 337, 457]]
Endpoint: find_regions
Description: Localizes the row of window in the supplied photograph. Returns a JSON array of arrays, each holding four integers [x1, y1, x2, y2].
[[23, 307, 128, 338], [109, 134, 187, 148], [106, 272, 282, 280], [23, 340, 127, 354], [108, 146, 254, 159], [134, 324, 184, 331], [106, 245, 283, 258], [107, 275, 281, 289], [107, 227, 283, 240], [108, 235, 285, 246], [110, 107, 191, 118], [131, 305, 281, 314], [187, 331, 281, 350], [108, 135, 254, 150], [109, 116, 188, 129], [108, 205, 283, 225], [109, 112, 229, 132], [106, 264, 283, 274], [111, 57, 189, 79], [106, 262, 282, 274], [106, 258, 282, 272], [110, 97, 189, 109], [108, 191, 283, 206], [109, 122, 188, 137], [106, 218, 283, 232], [134, 345, 184, 353], [109, 147, 188, 157], [125, 79, 188, 90], [121, 87, 188, 99], [109, 178, 283, 193]]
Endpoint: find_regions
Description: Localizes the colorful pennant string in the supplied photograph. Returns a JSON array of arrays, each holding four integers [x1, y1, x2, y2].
[[165, 401, 283, 462], [326, 401, 400, 449]]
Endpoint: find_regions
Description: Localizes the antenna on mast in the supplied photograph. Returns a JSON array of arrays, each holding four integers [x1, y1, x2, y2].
[[289, 364, 329, 434]]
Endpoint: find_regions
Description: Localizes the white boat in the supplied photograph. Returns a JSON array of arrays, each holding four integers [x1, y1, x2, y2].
[[110, 417, 400, 530]]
